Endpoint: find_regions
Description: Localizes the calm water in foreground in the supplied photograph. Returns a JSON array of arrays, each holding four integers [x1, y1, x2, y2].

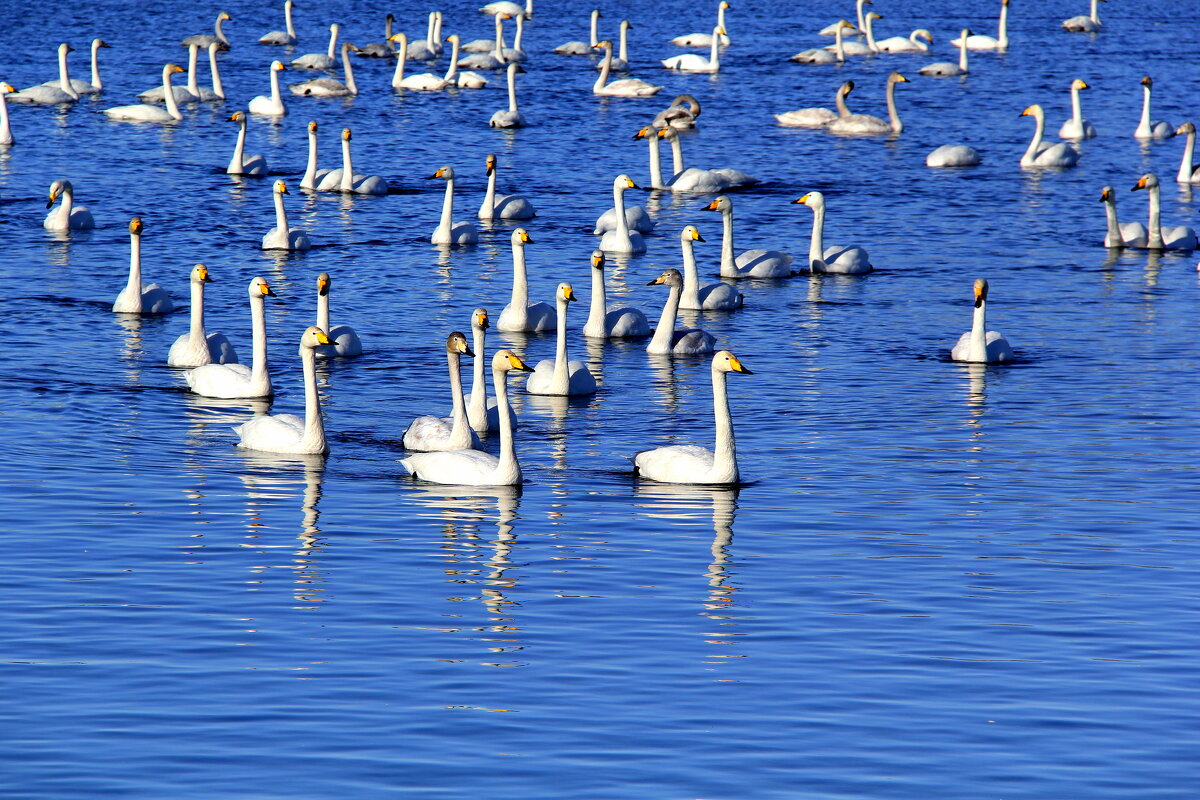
[[3, 0, 1197, 797]]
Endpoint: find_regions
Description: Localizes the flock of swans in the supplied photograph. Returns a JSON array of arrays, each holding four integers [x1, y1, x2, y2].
[[6, 0, 1195, 489]]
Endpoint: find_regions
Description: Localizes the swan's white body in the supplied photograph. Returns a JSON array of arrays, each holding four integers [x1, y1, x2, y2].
[[1020, 104, 1080, 168], [876, 29, 933, 53], [951, 0, 1009, 50], [43, 179, 95, 231], [300, 121, 333, 190], [292, 24, 339, 69], [706, 196, 792, 279], [1058, 79, 1097, 139], [661, 27, 723, 72], [112, 218, 174, 314], [103, 64, 185, 122], [646, 269, 717, 355], [920, 30, 970, 76], [329, 129, 386, 195], [527, 284, 597, 396], [227, 111, 268, 176], [555, 9, 601, 54], [950, 279, 1013, 363], [404, 332, 484, 452], [676, 225, 743, 309], [482, 0, 531, 19], [794, 192, 873, 274], [594, 40, 661, 96], [1134, 77, 1173, 140], [926, 145, 982, 167], [582, 250, 652, 338], [314, 272, 363, 358], [393, 33, 459, 91], [828, 72, 908, 135], [498, 229, 555, 332], [431, 166, 479, 244], [672, 2, 731, 47], [248, 61, 287, 116], [234, 327, 335, 455], [187, 277, 276, 399], [479, 153, 535, 219], [1063, 0, 1102, 32], [489, 63, 526, 128], [659, 127, 758, 192], [261, 180, 311, 250], [1131, 173, 1198, 250], [259, 0, 298, 45], [634, 350, 751, 484], [791, 20, 848, 64], [594, 185, 653, 234], [10, 43, 79, 104], [775, 80, 852, 128], [1099, 185, 1148, 248], [169, 264, 237, 366], [458, 13, 507, 69], [1175, 123, 1200, 184], [598, 175, 646, 253], [466, 309, 516, 433], [183, 11, 232, 51], [290, 42, 358, 96]]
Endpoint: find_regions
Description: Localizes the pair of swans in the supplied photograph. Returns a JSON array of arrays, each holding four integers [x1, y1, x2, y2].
[[314, 272, 363, 357], [187, 277, 276, 399], [646, 269, 717, 355], [249, 61, 288, 116], [113, 217, 174, 314], [259, 0, 297, 45], [408, 11, 444, 60], [403, 332, 485, 452], [583, 250, 653, 338], [228, 111, 268, 176], [498, 228, 555, 331], [234, 327, 334, 455], [1134, 76, 1173, 140], [952, 0, 1009, 50], [10, 43, 79, 104], [527, 284, 598, 396], [1099, 186, 1147, 248], [792, 20, 852, 64], [672, 1, 731, 47], [262, 180, 311, 250], [292, 24, 339, 69], [291, 42, 359, 96], [919, 30, 970, 76], [593, 20, 632, 71], [662, 27, 725, 72], [793, 192, 873, 273], [168, 264, 238, 367], [489, 63, 526, 127], [44, 179, 95, 231], [183, 11, 232, 51], [705, 196, 793, 278], [1019, 105, 1080, 168], [1063, 0, 1103, 32], [594, 40, 661, 96], [431, 166, 479, 244], [479, 153, 535, 219], [676, 225, 744, 309], [311, 129, 387, 194], [139, 42, 222, 102], [950, 279, 1013, 363], [104, 64, 186, 122], [598, 174, 646, 253], [828, 72, 908, 134], [1130, 173, 1198, 250], [393, 33, 486, 90], [634, 350, 751, 485]]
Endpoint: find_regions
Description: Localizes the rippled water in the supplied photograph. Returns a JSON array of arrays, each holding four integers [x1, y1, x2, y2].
[[4, 0, 1198, 797]]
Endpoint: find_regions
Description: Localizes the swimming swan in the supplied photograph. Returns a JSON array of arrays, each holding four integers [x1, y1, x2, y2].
[[555, 9, 601, 54], [919, 30, 969, 76], [497, 228, 556, 331], [358, 14, 397, 57], [290, 42, 359, 96], [139, 43, 203, 103], [466, 308, 517, 433], [829, 11, 880, 56], [653, 94, 702, 128], [594, 40, 662, 96], [489, 63, 526, 128], [113, 217, 174, 314], [261, 180, 311, 250], [9, 43, 79, 104], [292, 23, 339, 69], [594, 156, 653, 233], [876, 28, 933, 53], [676, 225, 744, 310], [227, 111, 268, 176], [1131, 173, 1198, 250], [791, 20, 850, 64], [1063, 0, 1102, 32], [527, 283, 598, 396], [775, 80, 853, 127], [1058, 79, 1096, 139], [793, 191, 873, 273], [0, 84, 14, 145], [1133, 76, 1173, 140], [248, 60, 287, 116], [430, 166, 479, 244], [582, 250, 652, 338], [672, 1, 731, 47], [32, 38, 109, 95], [44, 179, 95, 231], [1175, 123, 1200, 184], [168, 264, 238, 366], [950, 279, 1013, 363], [299, 121, 333, 189], [234, 326, 335, 455], [646, 269, 717, 355], [103, 64, 185, 122], [705, 195, 794, 278], [827, 71, 908, 134], [820, 1, 867, 36], [661, 27, 724, 72], [403, 332, 484, 452], [259, 0, 298, 45], [926, 144, 982, 167], [183, 11, 232, 51], [951, 0, 1008, 50], [406, 11, 443, 60], [594, 20, 632, 71], [479, 153, 535, 219], [598, 174, 647, 253], [1019, 104, 1080, 168], [186, 276, 276, 398], [329, 128, 387, 195], [659, 126, 758, 191], [1099, 185, 1148, 248], [313, 272, 363, 357]]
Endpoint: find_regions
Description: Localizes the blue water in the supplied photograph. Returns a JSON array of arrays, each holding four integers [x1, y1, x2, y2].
[[3, 0, 1198, 797]]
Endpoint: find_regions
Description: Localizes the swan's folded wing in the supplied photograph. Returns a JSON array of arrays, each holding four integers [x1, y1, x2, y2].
[[403, 414, 455, 451], [635, 444, 715, 483], [400, 449, 500, 484], [235, 413, 304, 450]]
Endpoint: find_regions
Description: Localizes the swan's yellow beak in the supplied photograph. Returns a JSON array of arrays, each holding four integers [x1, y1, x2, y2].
[[519, 230, 533, 244], [1132, 177, 1148, 191], [476, 311, 489, 328], [793, 194, 812, 205], [197, 265, 211, 282], [896, 74, 910, 83], [315, 329, 333, 346], [632, 127, 651, 140], [728, 355, 752, 375], [656, 128, 667, 138], [431, 167, 446, 179], [704, 199, 720, 211], [46, 193, 58, 208], [342, 128, 352, 140], [1100, 188, 1112, 202], [1077, 80, 1090, 90], [129, 217, 143, 234], [317, 276, 330, 295], [507, 354, 533, 372], [625, 178, 639, 189], [261, 281, 277, 297], [591, 252, 604, 268], [486, 155, 496, 174], [308, 121, 317, 132], [169, 64, 185, 75], [1019, 105, 1035, 117], [693, 230, 705, 242], [563, 286, 577, 302], [647, 274, 665, 286], [278, 181, 289, 194], [0, 82, 14, 92]]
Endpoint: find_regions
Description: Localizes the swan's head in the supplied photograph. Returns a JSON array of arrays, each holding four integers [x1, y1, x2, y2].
[[1072, 79, 1090, 91], [657, 126, 680, 141], [342, 128, 352, 141], [192, 264, 212, 284], [447, 330, 475, 357], [620, 20, 632, 31], [344, 43, 360, 54], [388, 33, 408, 45], [0, 82, 14, 94], [165, 64, 186, 77], [592, 40, 614, 52], [615, 174, 640, 190], [58, 43, 73, 55], [633, 126, 657, 140], [647, 269, 684, 289], [512, 228, 533, 246], [591, 9, 602, 19], [866, 12, 882, 22], [493, 349, 534, 373], [889, 72, 909, 85], [1141, 76, 1153, 88], [250, 276, 277, 298], [128, 216, 143, 235], [915, 29, 933, 44], [274, 179, 289, 194], [1100, 186, 1115, 203], [486, 153, 497, 174], [714, 26, 727, 36], [386, 13, 395, 23], [1131, 173, 1159, 192], [556, 283, 578, 304], [720, 1, 730, 9], [704, 196, 731, 215], [219, 11, 232, 22], [714, 350, 753, 376], [682, 224, 705, 243], [317, 272, 331, 296], [1176, 122, 1196, 136], [793, 191, 825, 210], [1019, 104, 1044, 119], [46, 180, 71, 206], [959, 28, 973, 40], [973, 278, 989, 308], [301, 326, 334, 351], [446, 34, 460, 44], [330, 23, 340, 33], [95, 39, 111, 50], [431, 165, 455, 180], [271, 60, 286, 72], [308, 120, 318, 133], [590, 250, 605, 270], [473, 308, 490, 330], [839, 80, 854, 97], [230, 110, 246, 123]]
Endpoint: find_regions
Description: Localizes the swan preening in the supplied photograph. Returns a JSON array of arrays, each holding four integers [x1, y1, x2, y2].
[[793, 192, 873, 274], [259, 1, 298, 45], [919, 30, 970, 76], [479, 153, 535, 220], [466, 308, 517, 433], [775, 80, 853, 128], [183, 11, 232, 51], [292, 24, 340, 69], [1175, 123, 1200, 184], [249, 61, 287, 116], [658, 126, 758, 191], [556, 9, 602, 54], [634, 350, 751, 484], [103, 64, 185, 122], [646, 269, 717, 355], [952, 0, 1009, 50], [1058, 79, 1096, 139], [950, 279, 1013, 363], [44, 179, 95, 231], [598, 174, 646, 253], [9, 43, 79, 104], [1099, 186, 1148, 248], [1130, 173, 1198, 250], [498, 228, 556, 331], [186, 276, 276, 399], [672, 1, 731, 47], [290, 42, 358, 96], [705, 196, 793, 279], [234, 327, 335, 455], [1134, 76, 1173, 140], [403, 332, 484, 452], [169, 264, 238, 367], [653, 94, 702, 128], [828, 72, 908, 135], [113, 217, 174, 314], [489, 63, 526, 128], [594, 40, 662, 96], [926, 144, 982, 167], [1063, 0, 1103, 32], [314, 272, 363, 358], [676, 225, 744, 310], [431, 166, 479, 244], [1019, 104, 1080, 168], [527, 283, 598, 396], [661, 27, 725, 72], [261, 180, 311, 250], [227, 111, 268, 176], [583, 250, 652, 338]]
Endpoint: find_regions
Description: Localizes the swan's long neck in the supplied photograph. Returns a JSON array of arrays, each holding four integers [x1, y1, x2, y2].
[[58, 47, 77, 98], [958, 37, 969, 71], [886, 79, 903, 133], [250, 294, 270, 391], [61, 186, 74, 222], [300, 347, 326, 453], [90, 41, 103, 89], [834, 23, 844, 62], [514, 16, 525, 52], [438, 176, 455, 234], [482, 167, 497, 217], [865, 15, 878, 52], [585, 268, 606, 337], [448, 350, 471, 443], [589, 11, 600, 47], [593, 45, 611, 92], [646, 133, 664, 189], [273, 189, 289, 234], [425, 13, 435, 46], [342, 45, 358, 95], [1137, 84, 1152, 137], [1102, 197, 1122, 247], [285, 2, 296, 37], [163, 66, 182, 119], [209, 46, 224, 98], [835, 87, 851, 119], [433, 11, 443, 50], [215, 15, 229, 46], [1178, 130, 1196, 184], [708, 27, 721, 67], [855, 0, 867, 32], [510, 243, 529, 326], [997, 0, 1008, 48], [506, 68, 518, 114], [968, 301, 988, 362], [269, 65, 283, 110], [1022, 109, 1046, 164], [717, 2, 727, 31], [229, 119, 247, 173], [710, 366, 738, 483], [186, 45, 201, 96], [493, 365, 520, 482], [617, 23, 628, 62], [1090, 0, 1100, 24], [681, 236, 701, 306], [326, 27, 338, 59], [316, 290, 330, 331], [392, 38, 407, 85], [302, 130, 318, 188], [442, 37, 460, 83], [1146, 183, 1164, 249], [718, 207, 737, 277], [469, 326, 487, 423], [1070, 84, 1083, 127], [649, 284, 682, 353], [189, 278, 207, 342], [491, 14, 505, 59], [125, 231, 142, 309], [0, 92, 11, 144], [668, 133, 684, 176], [807, 204, 826, 272], [339, 137, 354, 191], [552, 297, 569, 392], [614, 182, 631, 236]]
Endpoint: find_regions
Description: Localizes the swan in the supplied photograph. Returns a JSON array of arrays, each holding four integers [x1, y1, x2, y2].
[[458, 13, 508, 70], [876, 28, 933, 53], [633, 125, 671, 190], [555, 9, 601, 54], [598, 174, 646, 253], [527, 283, 597, 396], [1175, 123, 1200, 184], [672, 1, 731, 47], [399, 350, 533, 486], [501, 14, 528, 62], [0, 83, 14, 145], [950, 279, 1013, 363], [186, 276, 276, 399], [291, 42, 358, 96], [705, 196, 793, 279], [407, 11, 443, 60], [479, 153, 535, 220], [594, 162, 652, 234], [676, 225, 744, 310], [820, 0, 868, 36], [482, 0, 532, 19], [227, 111, 268, 176], [595, 20, 632, 71], [396, 33, 480, 90], [634, 350, 751, 484], [327, 129, 387, 195], [314, 272, 363, 358], [112, 217, 173, 313], [139, 43, 202, 103], [653, 94, 701, 128], [185, 42, 221, 101], [793, 191, 873, 274], [32, 38, 109, 95], [168, 264, 238, 366], [1058, 79, 1096, 139], [583, 250, 652, 338], [300, 121, 334, 189], [183, 11, 232, 51], [594, 40, 662, 96], [661, 27, 724, 72], [827, 71, 908, 134], [234, 326, 334, 454], [951, 0, 1009, 50], [1063, 0, 1102, 32], [1134, 76, 1174, 140], [659, 127, 758, 191], [261, 180, 311, 250], [292, 24, 339, 69], [205, 42, 226, 99], [919, 30, 969, 76], [466, 308, 517, 433], [44, 179, 95, 231], [248, 60, 287, 116], [828, 11, 880, 56], [791, 20, 849, 64], [646, 269, 717, 355], [489, 63, 526, 128], [357, 14, 397, 57], [497, 228, 556, 331], [259, 1, 298, 45], [430, 166, 479, 244], [1099, 185, 1148, 248], [1019, 104, 1080, 168], [403, 332, 485, 452], [775, 80, 853, 127], [1131, 173, 1198, 250], [926, 144, 982, 167], [9, 43, 79, 104]]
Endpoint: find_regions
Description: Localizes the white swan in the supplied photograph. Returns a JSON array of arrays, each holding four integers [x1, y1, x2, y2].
[[329, 128, 387, 195], [705, 195, 793, 278], [183, 11, 232, 51], [555, 9, 601, 54], [466, 308, 517, 433], [234, 326, 334, 454], [661, 27, 724, 72], [501, 14, 528, 62], [314, 272, 363, 357], [139, 43, 202, 103], [430, 166, 479, 244], [672, 1, 731, 47], [1099, 185, 1148, 248], [583, 250, 652, 338], [357, 14, 397, 57], [951, 0, 1009, 50], [458, 13, 508, 70], [1058, 79, 1096, 139], [9, 43, 79, 104], [394, 32, 454, 90], [248, 60, 287, 116], [407, 11, 443, 60], [634, 350, 751, 484], [926, 144, 982, 167], [828, 71, 908, 134], [33, 38, 109, 95], [653, 94, 702, 128], [593, 20, 632, 71], [0, 83, 14, 145], [646, 269, 717, 355], [594, 40, 662, 96], [168, 264, 238, 366], [676, 225, 743, 310], [774, 80, 853, 127], [403, 332, 485, 452], [112, 217, 174, 314], [598, 174, 647, 253], [227, 111, 268, 176], [205, 42, 226, 99], [791, 20, 849, 64], [489, 63, 526, 128], [291, 42, 358, 96], [820, 0, 868, 36], [1019, 104, 1080, 168], [479, 153, 535, 219], [1063, 0, 1102, 32], [399, 350, 533, 486], [793, 191, 873, 274], [919, 30, 969, 76], [186, 276, 276, 399], [1131, 173, 1198, 250], [876, 28, 933, 53], [497, 228, 556, 331], [292, 24, 339, 69], [633, 125, 670, 190], [659, 127, 758, 191], [300, 121, 333, 189], [594, 159, 652, 233], [261, 180, 311, 250], [43, 179, 95, 231], [829, 11, 880, 56], [950, 279, 1013, 363], [1175, 123, 1200, 184], [1134, 76, 1174, 140], [259, 0, 297, 45], [482, 0, 532, 19], [527, 283, 597, 396], [103, 64, 185, 122]]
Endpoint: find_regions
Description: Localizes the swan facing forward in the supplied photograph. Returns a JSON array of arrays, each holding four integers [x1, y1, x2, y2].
[[314, 272, 363, 358], [705, 195, 793, 278], [950, 279, 1013, 363], [227, 111, 268, 176], [1134, 76, 1173, 140], [168, 264, 238, 366], [793, 192, 873, 274], [527, 283, 597, 396], [646, 269, 717, 355], [1099, 186, 1147, 248], [676, 225, 744, 309], [234, 327, 335, 455], [113, 217, 174, 314], [430, 166, 479, 245], [261, 180, 311, 250], [582, 250, 652, 338], [1058, 79, 1096, 139], [497, 228, 555, 331], [479, 153, 535, 220], [598, 174, 647, 253], [1131, 173, 1198, 250], [248, 61, 287, 116], [187, 277, 276, 399], [1019, 104, 1080, 168], [44, 179, 95, 231]]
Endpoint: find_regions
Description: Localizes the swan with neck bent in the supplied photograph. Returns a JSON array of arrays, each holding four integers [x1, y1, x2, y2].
[[466, 309, 517, 434], [1134, 76, 1173, 139], [1099, 186, 1147, 248], [661, 27, 724, 72], [403, 332, 484, 452], [952, 0, 1009, 50], [705, 196, 793, 278], [292, 24, 340, 69], [321, 129, 386, 195], [498, 228, 556, 331], [598, 174, 646, 253], [634, 350, 751, 484], [527, 283, 597, 396], [0, 84, 15, 145], [654, 94, 702, 128], [1063, 0, 1103, 32], [313, 273, 362, 358], [291, 42, 359, 96], [556, 9, 602, 54], [489, 63, 526, 128], [829, 11, 881, 56], [234, 327, 334, 455], [9, 43, 79, 104], [675, 225, 743, 310], [430, 166, 478, 244], [183, 11, 232, 51], [583, 250, 652, 338], [950, 279, 1012, 363], [1174, 123, 1200, 184], [248, 61, 287, 116], [103, 64, 185, 122], [262, 180, 311, 250], [1058, 79, 1096, 139], [594, 40, 662, 96], [33, 39, 109, 95], [876, 28, 933, 53], [113, 217, 173, 314], [646, 269, 717, 355], [399, 350, 534, 486], [792, 20, 850, 64], [828, 72, 908, 134], [259, 1, 297, 45], [659, 127, 758, 191], [673, 1, 731, 47], [186, 277, 276, 399], [793, 192, 873, 274], [1131, 173, 1198, 250], [44, 179, 95, 231], [479, 153, 535, 220], [227, 111, 268, 176], [1019, 105, 1080, 168], [169, 264, 238, 366], [775, 80, 853, 128]]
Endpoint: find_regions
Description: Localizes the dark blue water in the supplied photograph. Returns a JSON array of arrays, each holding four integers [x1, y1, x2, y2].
[[3, 0, 1198, 797]]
